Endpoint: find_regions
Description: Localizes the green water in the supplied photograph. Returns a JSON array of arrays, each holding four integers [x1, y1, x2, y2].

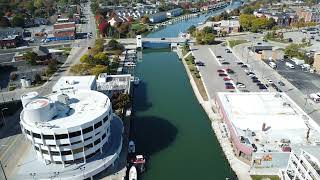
[[132, 49, 236, 180]]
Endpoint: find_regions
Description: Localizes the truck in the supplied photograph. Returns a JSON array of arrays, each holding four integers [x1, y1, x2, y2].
[[285, 62, 295, 69], [310, 93, 320, 102], [292, 58, 304, 65]]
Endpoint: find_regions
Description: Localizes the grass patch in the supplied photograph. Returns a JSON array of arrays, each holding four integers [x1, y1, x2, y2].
[[251, 175, 280, 180], [183, 53, 208, 101], [228, 39, 248, 48]]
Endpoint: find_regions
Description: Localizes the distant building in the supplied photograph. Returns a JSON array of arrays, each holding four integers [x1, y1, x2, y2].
[[149, 12, 167, 23], [32, 46, 51, 60], [216, 92, 320, 174], [166, 8, 183, 18], [296, 8, 320, 23], [219, 20, 240, 33], [108, 16, 126, 27], [53, 22, 76, 39], [254, 10, 298, 26], [0, 27, 24, 49]]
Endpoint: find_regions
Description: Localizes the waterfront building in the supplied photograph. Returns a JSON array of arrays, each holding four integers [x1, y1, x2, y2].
[[280, 146, 320, 180], [216, 92, 320, 174], [16, 89, 123, 179], [149, 12, 167, 23], [97, 73, 132, 97], [52, 76, 97, 92], [166, 8, 183, 18], [219, 20, 240, 33]]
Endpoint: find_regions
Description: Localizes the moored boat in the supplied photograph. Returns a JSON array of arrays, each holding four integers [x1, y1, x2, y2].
[[128, 140, 136, 154], [129, 166, 137, 180]]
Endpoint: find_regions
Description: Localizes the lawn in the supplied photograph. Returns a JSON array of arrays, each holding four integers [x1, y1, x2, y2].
[[251, 175, 280, 180], [228, 39, 248, 48]]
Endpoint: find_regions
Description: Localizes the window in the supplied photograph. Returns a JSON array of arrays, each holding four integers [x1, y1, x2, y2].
[[69, 131, 81, 138], [82, 126, 93, 134], [61, 150, 72, 155], [86, 150, 99, 160], [84, 137, 92, 141], [74, 157, 84, 163], [41, 149, 49, 154], [72, 147, 83, 154], [43, 134, 54, 139], [94, 138, 101, 146], [54, 161, 62, 164], [60, 144, 70, 147], [94, 121, 102, 129], [95, 132, 100, 136], [84, 143, 93, 151], [55, 134, 68, 139], [32, 133, 41, 139], [48, 145, 56, 147], [102, 133, 106, 140], [103, 115, 109, 123], [71, 140, 82, 145], [50, 151, 60, 156]]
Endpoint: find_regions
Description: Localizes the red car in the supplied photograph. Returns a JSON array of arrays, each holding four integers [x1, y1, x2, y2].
[[225, 85, 235, 89], [223, 77, 232, 81]]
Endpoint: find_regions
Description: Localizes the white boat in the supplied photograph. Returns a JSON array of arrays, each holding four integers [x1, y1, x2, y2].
[[125, 62, 136, 67], [129, 166, 137, 180], [168, 21, 173, 25], [133, 77, 140, 85], [128, 140, 136, 153]]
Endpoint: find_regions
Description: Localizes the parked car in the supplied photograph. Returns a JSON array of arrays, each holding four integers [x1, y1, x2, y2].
[[278, 81, 285, 86], [195, 61, 205, 66], [252, 79, 260, 83], [236, 82, 246, 88], [267, 79, 273, 84], [237, 62, 244, 65], [258, 85, 267, 89], [216, 55, 222, 59], [225, 68, 234, 74], [251, 76, 258, 80], [225, 49, 231, 53], [225, 85, 235, 89], [241, 64, 248, 68], [221, 61, 230, 65], [225, 82, 233, 86], [217, 69, 225, 73], [219, 73, 228, 77], [161, 37, 166, 40], [223, 77, 232, 81]]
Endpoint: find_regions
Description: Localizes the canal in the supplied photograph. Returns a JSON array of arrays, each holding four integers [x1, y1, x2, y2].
[[131, 2, 242, 179]]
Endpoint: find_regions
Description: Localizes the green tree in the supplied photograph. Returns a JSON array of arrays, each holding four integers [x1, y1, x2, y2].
[[80, 54, 91, 64], [11, 15, 25, 27], [239, 14, 255, 31], [203, 33, 215, 44], [141, 16, 150, 24], [34, 0, 43, 8], [107, 39, 121, 50], [187, 25, 196, 34], [284, 44, 301, 58], [23, 51, 38, 65], [34, 74, 42, 84], [203, 26, 213, 34], [93, 52, 109, 65], [90, 65, 108, 76]]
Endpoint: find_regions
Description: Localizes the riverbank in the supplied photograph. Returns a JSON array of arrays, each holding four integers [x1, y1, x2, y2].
[[176, 45, 251, 180]]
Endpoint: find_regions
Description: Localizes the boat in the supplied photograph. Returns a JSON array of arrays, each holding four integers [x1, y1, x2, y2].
[[130, 155, 146, 173], [133, 77, 140, 85], [128, 140, 136, 154], [168, 21, 173, 25], [125, 62, 136, 67], [129, 166, 137, 180]]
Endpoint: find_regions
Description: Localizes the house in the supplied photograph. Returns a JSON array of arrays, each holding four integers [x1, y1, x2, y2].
[[32, 46, 51, 60], [254, 9, 298, 26], [166, 8, 183, 18], [219, 20, 240, 33], [53, 22, 76, 39], [149, 12, 167, 23], [296, 8, 320, 23], [0, 27, 24, 49]]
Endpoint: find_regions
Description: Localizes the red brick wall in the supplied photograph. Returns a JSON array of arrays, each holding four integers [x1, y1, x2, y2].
[[54, 23, 75, 29], [54, 31, 75, 38]]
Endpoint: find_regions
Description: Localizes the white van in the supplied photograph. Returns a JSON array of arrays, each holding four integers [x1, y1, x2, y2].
[[285, 62, 295, 69], [310, 93, 320, 102], [269, 62, 277, 69]]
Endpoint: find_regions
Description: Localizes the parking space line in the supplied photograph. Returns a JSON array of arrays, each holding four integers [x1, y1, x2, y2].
[[208, 48, 222, 66]]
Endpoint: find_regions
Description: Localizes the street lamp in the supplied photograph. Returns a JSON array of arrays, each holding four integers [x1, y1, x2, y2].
[[0, 160, 7, 180], [1, 108, 8, 127]]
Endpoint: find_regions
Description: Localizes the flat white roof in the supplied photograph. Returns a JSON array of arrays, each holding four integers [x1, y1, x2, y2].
[[217, 92, 320, 150], [21, 90, 110, 130], [52, 76, 96, 92]]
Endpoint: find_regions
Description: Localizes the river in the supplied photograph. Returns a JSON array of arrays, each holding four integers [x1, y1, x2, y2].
[[131, 2, 242, 180]]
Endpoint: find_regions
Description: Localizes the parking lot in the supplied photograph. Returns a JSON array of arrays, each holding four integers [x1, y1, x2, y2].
[[266, 59, 320, 95], [191, 44, 267, 99]]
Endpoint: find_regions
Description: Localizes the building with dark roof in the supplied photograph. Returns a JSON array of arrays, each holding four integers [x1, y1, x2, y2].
[[0, 27, 24, 49]]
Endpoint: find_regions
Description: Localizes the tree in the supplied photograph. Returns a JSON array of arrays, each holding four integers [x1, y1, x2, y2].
[[34, 74, 42, 84], [284, 44, 301, 58], [141, 16, 150, 24], [34, 0, 43, 8], [11, 15, 25, 27], [266, 18, 277, 29], [107, 39, 121, 50], [239, 14, 255, 31], [187, 25, 196, 34], [111, 92, 130, 110], [0, 17, 10, 27], [203, 26, 213, 34], [46, 59, 58, 75], [23, 51, 38, 65], [203, 33, 215, 45], [93, 52, 109, 65], [80, 54, 92, 64], [90, 65, 108, 76]]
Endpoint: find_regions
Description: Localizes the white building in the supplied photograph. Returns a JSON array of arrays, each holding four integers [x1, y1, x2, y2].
[[216, 92, 320, 175], [97, 73, 132, 97], [16, 89, 123, 179], [52, 75, 97, 92], [166, 8, 183, 18]]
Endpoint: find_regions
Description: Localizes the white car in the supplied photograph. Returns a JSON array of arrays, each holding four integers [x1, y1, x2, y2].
[[267, 79, 273, 84], [237, 84, 246, 88], [248, 73, 255, 77]]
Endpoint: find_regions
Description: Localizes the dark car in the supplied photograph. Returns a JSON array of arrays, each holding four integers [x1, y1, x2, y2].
[[219, 73, 228, 77], [195, 61, 205, 66], [241, 64, 248, 68], [225, 49, 231, 53], [278, 81, 285, 86], [288, 38, 293, 42], [225, 68, 235, 74], [217, 69, 225, 73], [161, 37, 166, 40], [237, 62, 244, 65], [258, 85, 267, 89], [221, 61, 230, 65], [251, 76, 258, 80], [225, 82, 233, 86], [88, 46, 91, 49], [252, 79, 260, 83], [216, 55, 222, 58]]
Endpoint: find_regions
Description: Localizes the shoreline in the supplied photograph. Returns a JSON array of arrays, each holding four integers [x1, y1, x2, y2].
[[176, 46, 251, 180]]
